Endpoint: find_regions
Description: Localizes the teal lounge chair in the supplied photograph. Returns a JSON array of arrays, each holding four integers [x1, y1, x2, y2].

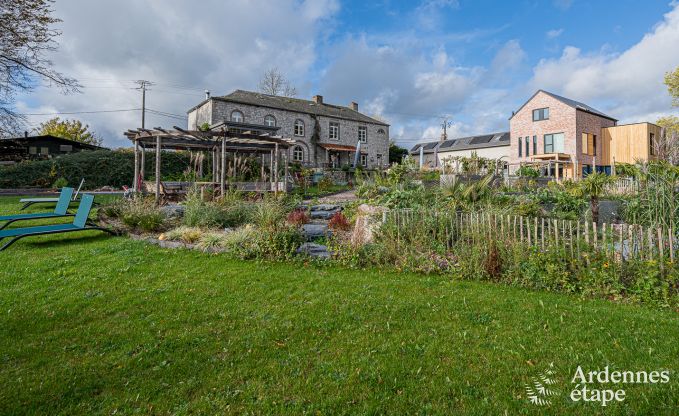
[[0, 194, 114, 251], [0, 187, 75, 230], [20, 179, 84, 210]]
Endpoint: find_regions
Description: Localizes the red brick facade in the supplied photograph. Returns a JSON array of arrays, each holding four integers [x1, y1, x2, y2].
[[509, 90, 616, 178]]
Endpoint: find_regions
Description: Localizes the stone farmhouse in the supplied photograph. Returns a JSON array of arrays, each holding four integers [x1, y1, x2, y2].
[[410, 90, 661, 179], [187, 90, 390, 169]]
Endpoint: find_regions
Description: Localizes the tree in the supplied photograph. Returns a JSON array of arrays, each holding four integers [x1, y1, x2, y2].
[[36, 117, 102, 146], [655, 116, 679, 164], [579, 172, 615, 224], [388, 141, 408, 164], [665, 66, 679, 107], [0, 0, 79, 137], [258, 67, 297, 97]]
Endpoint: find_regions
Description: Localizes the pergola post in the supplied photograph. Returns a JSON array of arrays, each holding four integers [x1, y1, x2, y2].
[[140, 145, 145, 190], [133, 139, 139, 193], [155, 135, 161, 204], [261, 153, 265, 181], [220, 137, 226, 196], [269, 149, 274, 190], [274, 143, 279, 194], [284, 148, 289, 192]]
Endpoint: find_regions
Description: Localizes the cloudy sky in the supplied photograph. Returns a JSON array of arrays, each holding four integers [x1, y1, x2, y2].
[[15, 0, 679, 149]]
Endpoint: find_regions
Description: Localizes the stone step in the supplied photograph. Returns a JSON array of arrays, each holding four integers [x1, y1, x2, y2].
[[297, 242, 332, 259], [309, 209, 340, 220], [301, 223, 331, 241], [310, 204, 342, 212]]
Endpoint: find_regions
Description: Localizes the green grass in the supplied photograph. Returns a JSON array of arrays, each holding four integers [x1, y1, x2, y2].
[[292, 183, 351, 199], [0, 196, 678, 414]]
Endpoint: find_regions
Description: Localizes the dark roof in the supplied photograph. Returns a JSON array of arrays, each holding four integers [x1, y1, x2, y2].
[[409, 132, 510, 154], [1, 135, 106, 150], [510, 90, 617, 121], [190, 90, 389, 126]]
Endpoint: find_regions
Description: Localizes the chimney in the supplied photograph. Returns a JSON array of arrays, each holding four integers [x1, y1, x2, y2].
[[312, 95, 323, 104], [205, 90, 210, 100], [350, 101, 358, 111]]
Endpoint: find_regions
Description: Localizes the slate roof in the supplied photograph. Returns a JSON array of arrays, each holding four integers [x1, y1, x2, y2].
[[410, 132, 510, 154], [510, 90, 617, 121], [190, 90, 389, 126]]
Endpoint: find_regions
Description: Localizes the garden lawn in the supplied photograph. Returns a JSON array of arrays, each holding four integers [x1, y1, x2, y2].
[[0, 196, 677, 415]]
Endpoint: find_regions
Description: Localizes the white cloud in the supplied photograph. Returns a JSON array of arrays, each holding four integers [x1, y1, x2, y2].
[[531, 3, 679, 122], [553, 0, 573, 11], [546, 28, 564, 39], [15, 0, 339, 147], [415, 0, 460, 31]]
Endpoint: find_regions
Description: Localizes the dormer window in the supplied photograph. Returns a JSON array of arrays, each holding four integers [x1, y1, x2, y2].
[[532, 108, 549, 121]]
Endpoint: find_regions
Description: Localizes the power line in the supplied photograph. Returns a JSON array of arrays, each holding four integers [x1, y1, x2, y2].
[[19, 108, 142, 116]]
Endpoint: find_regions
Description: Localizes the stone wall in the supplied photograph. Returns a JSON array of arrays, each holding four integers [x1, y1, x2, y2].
[[188, 99, 389, 169]]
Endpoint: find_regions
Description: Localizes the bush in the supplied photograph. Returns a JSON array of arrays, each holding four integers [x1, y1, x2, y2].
[[163, 226, 204, 244], [251, 198, 287, 231], [328, 212, 350, 231], [52, 177, 68, 189], [119, 197, 167, 232], [286, 209, 309, 226], [0, 149, 191, 189]]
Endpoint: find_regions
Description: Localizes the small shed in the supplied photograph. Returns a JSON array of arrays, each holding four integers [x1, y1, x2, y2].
[[0, 134, 106, 164]]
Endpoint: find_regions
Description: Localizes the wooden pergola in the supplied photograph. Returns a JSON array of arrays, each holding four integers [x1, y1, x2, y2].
[[124, 122, 297, 203]]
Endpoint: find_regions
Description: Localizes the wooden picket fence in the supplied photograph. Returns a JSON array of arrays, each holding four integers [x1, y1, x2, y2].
[[382, 209, 676, 264]]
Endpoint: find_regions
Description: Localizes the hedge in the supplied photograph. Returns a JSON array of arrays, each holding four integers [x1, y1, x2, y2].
[[0, 150, 193, 189]]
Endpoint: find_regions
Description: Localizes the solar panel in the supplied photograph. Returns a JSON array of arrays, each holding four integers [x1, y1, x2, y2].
[[469, 135, 493, 145], [423, 142, 439, 150], [438, 140, 457, 149]]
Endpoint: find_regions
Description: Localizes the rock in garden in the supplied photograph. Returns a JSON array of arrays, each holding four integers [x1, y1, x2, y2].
[[159, 204, 185, 218], [302, 223, 331, 240], [350, 204, 387, 246]]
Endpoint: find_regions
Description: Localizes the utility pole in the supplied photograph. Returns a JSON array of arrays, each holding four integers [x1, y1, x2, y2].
[[135, 80, 152, 128], [440, 119, 453, 142]]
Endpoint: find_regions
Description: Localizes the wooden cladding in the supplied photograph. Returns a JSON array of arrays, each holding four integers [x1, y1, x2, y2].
[[582, 133, 596, 156], [600, 122, 662, 165]]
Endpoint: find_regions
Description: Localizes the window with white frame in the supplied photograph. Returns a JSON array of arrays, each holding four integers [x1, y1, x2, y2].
[[294, 119, 305, 136], [264, 115, 276, 127], [358, 126, 367, 143], [329, 121, 340, 140], [360, 153, 367, 167], [230, 110, 244, 122], [292, 146, 304, 162]]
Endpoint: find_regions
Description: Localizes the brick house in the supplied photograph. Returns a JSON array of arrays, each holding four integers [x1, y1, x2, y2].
[[187, 90, 390, 169], [509, 90, 661, 179]]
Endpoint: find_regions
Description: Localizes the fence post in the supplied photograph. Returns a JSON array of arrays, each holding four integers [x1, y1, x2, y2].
[[554, 219, 559, 248], [520, 216, 524, 243], [658, 227, 664, 272], [577, 221, 581, 258], [592, 222, 598, 250], [541, 217, 545, 251], [602, 223, 607, 257], [534, 217, 538, 248], [585, 221, 590, 245], [569, 221, 574, 258], [669, 227, 675, 263], [647, 227, 654, 261]]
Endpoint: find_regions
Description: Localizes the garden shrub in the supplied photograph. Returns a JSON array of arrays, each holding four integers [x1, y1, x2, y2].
[[52, 177, 68, 189], [0, 149, 191, 189], [163, 226, 204, 244], [328, 212, 350, 231], [119, 197, 167, 232], [286, 209, 309, 226]]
